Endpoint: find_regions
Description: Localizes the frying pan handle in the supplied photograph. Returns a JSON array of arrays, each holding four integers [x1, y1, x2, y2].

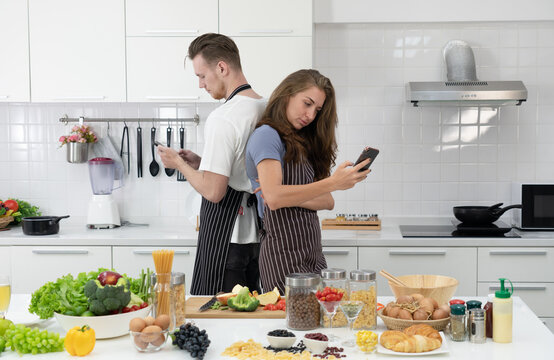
[[493, 204, 523, 216], [51, 215, 70, 225]]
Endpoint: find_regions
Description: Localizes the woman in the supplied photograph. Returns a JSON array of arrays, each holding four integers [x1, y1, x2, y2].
[[245, 69, 370, 294]]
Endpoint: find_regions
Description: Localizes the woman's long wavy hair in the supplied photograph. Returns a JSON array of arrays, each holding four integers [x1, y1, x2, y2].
[[256, 69, 337, 181]]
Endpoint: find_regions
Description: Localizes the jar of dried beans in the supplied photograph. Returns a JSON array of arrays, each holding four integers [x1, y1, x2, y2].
[[286, 273, 321, 330]]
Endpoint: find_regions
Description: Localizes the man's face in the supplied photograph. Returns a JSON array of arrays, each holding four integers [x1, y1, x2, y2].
[[192, 55, 225, 100]]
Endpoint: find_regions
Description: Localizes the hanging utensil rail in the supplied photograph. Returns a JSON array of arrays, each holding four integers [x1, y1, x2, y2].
[[59, 114, 200, 125]]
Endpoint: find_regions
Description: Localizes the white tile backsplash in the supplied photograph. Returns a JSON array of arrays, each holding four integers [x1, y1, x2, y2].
[[2, 21, 554, 224]]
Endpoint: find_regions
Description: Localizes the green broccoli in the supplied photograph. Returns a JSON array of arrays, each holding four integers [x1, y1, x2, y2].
[[84, 277, 131, 315], [227, 286, 259, 312]]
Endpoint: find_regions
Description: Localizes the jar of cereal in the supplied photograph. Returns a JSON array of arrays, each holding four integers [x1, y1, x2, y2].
[[321, 268, 349, 328], [286, 273, 321, 330], [349, 269, 377, 330]]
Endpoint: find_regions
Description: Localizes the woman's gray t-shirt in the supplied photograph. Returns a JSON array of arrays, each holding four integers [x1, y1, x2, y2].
[[245, 125, 285, 218]]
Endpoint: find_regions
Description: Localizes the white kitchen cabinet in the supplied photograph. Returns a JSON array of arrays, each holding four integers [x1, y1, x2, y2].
[[542, 317, 554, 333], [322, 247, 358, 273], [10, 246, 111, 294], [219, 0, 312, 37], [358, 247, 477, 297], [0, 0, 30, 102], [28, 0, 126, 102], [112, 247, 197, 295], [478, 282, 554, 317], [126, 0, 217, 37], [126, 37, 211, 102], [478, 247, 554, 282], [234, 37, 313, 98], [0, 246, 11, 277]]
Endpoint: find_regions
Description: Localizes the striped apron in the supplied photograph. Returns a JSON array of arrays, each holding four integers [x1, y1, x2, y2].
[[259, 161, 327, 294], [190, 186, 244, 295]]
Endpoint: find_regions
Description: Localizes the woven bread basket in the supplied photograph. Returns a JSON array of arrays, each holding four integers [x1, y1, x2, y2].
[[0, 216, 13, 229], [378, 309, 450, 331]]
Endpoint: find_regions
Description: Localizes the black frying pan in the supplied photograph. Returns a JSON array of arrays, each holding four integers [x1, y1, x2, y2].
[[22, 215, 70, 235], [453, 203, 522, 225]]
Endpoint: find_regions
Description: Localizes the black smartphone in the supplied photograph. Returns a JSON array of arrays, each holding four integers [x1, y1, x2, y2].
[[153, 140, 166, 147], [354, 146, 379, 171]]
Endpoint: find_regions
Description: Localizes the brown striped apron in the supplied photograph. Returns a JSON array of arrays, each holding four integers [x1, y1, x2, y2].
[[259, 161, 327, 294]]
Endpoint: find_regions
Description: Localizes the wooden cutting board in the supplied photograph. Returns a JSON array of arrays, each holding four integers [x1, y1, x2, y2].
[[185, 297, 285, 319]]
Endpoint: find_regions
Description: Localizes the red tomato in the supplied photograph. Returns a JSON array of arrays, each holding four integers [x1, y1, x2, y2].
[[110, 309, 119, 315], [3, 200, 18, 212], [140, 302, 148, 309], [131, 305, 140, 311], [326, 294, 336, 302], [122, 307, 130, 313], [315, 291, 322, 298], [320, 296, 326, 301], [264, 304, 277, 311]]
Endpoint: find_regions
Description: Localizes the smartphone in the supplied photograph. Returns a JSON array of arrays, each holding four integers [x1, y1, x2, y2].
[[354, 146, 379, 171], [153, 140, 166, 147]]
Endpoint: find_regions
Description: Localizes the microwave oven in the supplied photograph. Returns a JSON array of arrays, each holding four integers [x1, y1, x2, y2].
[[512, 183, 554, 230]]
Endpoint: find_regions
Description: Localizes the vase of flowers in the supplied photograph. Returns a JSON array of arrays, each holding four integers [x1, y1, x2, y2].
[[59, 124, 98, 163]]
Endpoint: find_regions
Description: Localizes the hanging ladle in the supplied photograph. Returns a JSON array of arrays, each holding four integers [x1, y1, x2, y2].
[[149, 126, 160, 176]]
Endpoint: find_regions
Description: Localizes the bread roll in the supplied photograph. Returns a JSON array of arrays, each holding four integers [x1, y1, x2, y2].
[[380, 325, 442, 353]]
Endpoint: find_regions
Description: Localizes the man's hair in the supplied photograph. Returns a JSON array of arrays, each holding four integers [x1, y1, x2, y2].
[[188, 33, 242, 70]]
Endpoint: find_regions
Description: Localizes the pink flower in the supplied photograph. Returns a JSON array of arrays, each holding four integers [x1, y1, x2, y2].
[[69, 134, 79, 142], [58, 122, 98, 147], [59, 136, 66, 143], [72, 125, 80, 132]]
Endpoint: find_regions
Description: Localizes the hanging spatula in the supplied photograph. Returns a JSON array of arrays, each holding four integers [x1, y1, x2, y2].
[[164, 126, 175, 177], [177, 125, 186, 182]]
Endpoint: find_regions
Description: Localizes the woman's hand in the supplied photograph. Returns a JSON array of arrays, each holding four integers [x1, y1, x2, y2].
[[330, 159, 371, 190], [178, 149, 201, 170], [157, 146, 184, 169]]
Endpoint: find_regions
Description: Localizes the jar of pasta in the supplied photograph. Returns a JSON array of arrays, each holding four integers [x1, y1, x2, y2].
[[349, 269, 377, 330], [285, 273, 321, 330], [151, 272, 174, 330], [321, 268, 349, 328], [171, 272, 186, 328]]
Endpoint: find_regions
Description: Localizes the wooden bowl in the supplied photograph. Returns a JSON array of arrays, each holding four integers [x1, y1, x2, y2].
[[0, 216, 13, 229], [377, 309, 450, 331], [387, 274, 458, 306]]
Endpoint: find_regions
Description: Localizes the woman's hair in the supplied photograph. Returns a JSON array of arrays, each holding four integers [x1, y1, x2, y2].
[[257, 69, 337, 180], [188, 33, 242, 70]]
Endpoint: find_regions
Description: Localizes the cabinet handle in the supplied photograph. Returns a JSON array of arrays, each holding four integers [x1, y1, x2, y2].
[[145, 30, 199, 34], [389, 250, 447, 255], [0, 95, 9, 100], [145, 96, 199, 101], [32, 249, 89, 255], [322, 250, 350, 256], [489, 285, 546, 291], [52, 96, 105, 101], [133, 250, 190, 255], [239, 29, 293, 34], [489, 250, 547, 256]]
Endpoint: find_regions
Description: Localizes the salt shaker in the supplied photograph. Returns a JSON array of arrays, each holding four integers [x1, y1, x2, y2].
[[468, 308, 486, 344]]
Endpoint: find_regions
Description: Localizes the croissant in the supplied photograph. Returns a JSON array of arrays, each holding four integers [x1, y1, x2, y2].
[[403, 324, 442, 343], [380, 326, 442, 353]]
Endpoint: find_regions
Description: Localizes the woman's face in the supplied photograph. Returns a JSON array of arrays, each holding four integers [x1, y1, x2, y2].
[[286, 86, 326, 130]]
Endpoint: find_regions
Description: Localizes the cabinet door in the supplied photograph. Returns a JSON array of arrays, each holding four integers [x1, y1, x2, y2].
[[126, 0, 217, 37], [322, 247, 357, 273], [478, 282, 554, 317], [234, 37, 313, 98], [358, 247, 477, 297], [220, 0, 312, 36], [126, 37, 212, 102], [478, 247, 554, 282], [10, 246, 111, 294], [0, 246, 11, 277], [0, 0, 30, 102], [542, 317, 554, 333], [29, 0, 126, 102], [112, 247, 197, 295]]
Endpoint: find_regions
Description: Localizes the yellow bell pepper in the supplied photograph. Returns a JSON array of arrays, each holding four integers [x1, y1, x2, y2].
[[64, 325, 95, 356]]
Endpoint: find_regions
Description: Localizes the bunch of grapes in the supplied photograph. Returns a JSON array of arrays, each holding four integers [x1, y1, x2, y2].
[[3, 324, 64, 355], [172, 323, 210, 360]]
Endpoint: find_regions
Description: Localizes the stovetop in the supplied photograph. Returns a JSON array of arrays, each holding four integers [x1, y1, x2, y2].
[[399, 220, 521, 238]]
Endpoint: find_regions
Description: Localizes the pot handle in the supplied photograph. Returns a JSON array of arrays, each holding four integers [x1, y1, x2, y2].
[[51, 215, 70, 225], [493, 204, 523, 216]]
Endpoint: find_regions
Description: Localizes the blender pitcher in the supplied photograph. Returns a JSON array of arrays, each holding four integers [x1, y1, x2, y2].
[[88, 157, 124, 194]]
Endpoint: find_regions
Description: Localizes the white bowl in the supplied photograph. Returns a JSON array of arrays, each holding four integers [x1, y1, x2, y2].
[[267, 335, 296, 349], [54, 306, 151, 339], [303, 337, 328, 354]]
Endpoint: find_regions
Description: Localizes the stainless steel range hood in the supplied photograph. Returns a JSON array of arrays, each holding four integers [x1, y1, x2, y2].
[[407, 40, 528, 107]]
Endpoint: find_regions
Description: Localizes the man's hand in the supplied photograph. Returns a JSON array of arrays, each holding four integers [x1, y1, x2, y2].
[[157, 146, 184, 169], [178, 149, 201, 170]]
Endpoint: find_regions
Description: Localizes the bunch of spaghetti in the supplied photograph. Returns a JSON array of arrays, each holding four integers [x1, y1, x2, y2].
[[152, 249, 174, 316]]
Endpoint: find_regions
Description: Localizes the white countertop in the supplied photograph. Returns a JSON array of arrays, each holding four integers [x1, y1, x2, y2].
[[1, 221, 554, 247], [2, 294, 553, 359]]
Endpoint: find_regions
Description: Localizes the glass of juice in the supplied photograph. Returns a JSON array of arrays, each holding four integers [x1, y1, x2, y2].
[[0, 275, 10, 319]]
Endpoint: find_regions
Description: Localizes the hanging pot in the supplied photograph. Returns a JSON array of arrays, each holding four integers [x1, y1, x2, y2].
[[22, 215, 70, 235], [67, 142, 89, 163], [453, 203, 522, 225]]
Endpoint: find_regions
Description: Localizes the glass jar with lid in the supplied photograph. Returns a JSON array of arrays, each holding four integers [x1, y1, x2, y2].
[[151, 272, 174, 330], [349, 269, 377, 330], [171, 272, 186, 328], [321, 268, 349, 328], [285, 273, 321, 330]]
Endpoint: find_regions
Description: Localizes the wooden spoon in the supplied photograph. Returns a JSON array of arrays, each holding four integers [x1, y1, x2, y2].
[[379, 270, 409, 287]]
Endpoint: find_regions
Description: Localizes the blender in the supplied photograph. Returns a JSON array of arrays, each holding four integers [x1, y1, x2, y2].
[[86, 157, 124, 229]]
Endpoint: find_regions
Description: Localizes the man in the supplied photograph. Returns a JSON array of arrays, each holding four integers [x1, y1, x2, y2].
[[158, 33, 266, 295]]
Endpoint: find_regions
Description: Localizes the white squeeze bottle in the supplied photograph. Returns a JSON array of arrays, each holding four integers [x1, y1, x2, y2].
[[493, 277, 514, 343]]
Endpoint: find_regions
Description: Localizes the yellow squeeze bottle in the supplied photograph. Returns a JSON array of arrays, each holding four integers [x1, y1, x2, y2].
[[492, 277, 513, 343]]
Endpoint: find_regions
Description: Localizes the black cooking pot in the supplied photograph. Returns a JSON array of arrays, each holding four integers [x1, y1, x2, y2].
[[453, 203, 522, 225], [22, 215, 70, 235]]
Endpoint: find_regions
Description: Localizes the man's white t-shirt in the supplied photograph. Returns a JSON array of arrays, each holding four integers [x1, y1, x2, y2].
[[199, 95, 266, 244]]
